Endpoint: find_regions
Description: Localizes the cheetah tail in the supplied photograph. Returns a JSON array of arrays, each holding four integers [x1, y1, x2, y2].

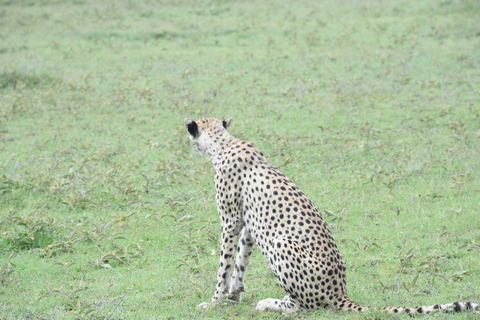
[[335, 296, 479, 315]]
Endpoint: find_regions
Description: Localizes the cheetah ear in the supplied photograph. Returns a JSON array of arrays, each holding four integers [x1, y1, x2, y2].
[[184, 118, 199, 138], [222, 117, 233, 130]]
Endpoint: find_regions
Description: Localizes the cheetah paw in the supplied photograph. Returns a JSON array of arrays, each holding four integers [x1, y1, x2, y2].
[[256, 297, 299, 313], [226, 290, 243, 303], [198, 302, 212, 309], [256, 298, 278, 311], [198, 298, 239, 310]]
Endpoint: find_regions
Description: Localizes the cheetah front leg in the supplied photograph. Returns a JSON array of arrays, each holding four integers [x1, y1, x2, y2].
[[228, 227, 254, 303], [198, 220, 242, 309]]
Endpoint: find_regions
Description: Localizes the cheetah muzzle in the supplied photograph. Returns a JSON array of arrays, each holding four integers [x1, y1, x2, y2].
[[184, 117, 479, 315]]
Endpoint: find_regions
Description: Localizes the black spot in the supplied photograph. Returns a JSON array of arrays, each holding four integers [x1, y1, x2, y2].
[[453, 302, 462, 312]]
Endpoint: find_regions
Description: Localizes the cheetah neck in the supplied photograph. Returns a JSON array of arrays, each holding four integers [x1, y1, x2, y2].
[[209, 135, 239, 170]]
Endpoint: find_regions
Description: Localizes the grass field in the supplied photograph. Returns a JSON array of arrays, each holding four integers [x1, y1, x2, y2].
[[1, 0, 479, 318]]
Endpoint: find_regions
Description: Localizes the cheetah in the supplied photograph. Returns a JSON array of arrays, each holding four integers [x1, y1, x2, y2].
[[184, 116, 479, 315]]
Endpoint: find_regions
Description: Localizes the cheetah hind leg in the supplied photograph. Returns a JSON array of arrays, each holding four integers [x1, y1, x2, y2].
[[254, 238, 303, 313], [255, 237, 334, 313], [256, 295, 300, 313]]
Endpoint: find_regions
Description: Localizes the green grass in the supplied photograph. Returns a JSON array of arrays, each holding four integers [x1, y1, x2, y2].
[[0, 0, 479, 318]]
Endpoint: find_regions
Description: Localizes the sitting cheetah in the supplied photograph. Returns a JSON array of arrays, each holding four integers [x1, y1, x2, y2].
[[184, 117, 478, 315]]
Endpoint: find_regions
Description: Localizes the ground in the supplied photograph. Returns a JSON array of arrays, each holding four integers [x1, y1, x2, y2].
[[0, 0, 479, 318]]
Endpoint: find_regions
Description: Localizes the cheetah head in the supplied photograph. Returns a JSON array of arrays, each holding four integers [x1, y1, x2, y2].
[[184, 117, 233, 157]]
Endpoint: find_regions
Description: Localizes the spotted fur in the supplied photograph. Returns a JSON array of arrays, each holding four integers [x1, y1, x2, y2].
[[185, 117, 479, 315]]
